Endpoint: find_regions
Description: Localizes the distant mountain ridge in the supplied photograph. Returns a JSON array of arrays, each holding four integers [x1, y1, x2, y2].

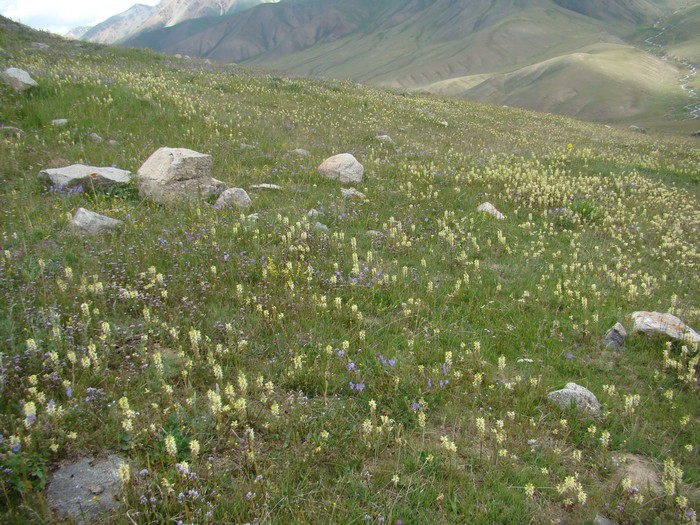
[[77, 0, 280, 45]]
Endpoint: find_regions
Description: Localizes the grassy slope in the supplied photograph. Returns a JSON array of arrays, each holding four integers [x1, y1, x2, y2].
[[425, 43, 684, 121], [1, 19, 699, 525]]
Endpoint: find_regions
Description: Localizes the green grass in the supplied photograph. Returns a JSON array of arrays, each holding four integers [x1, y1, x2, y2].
[[0, 20, 699, 525]]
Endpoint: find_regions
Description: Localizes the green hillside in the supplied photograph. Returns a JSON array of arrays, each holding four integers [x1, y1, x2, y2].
[[1, 16, 700, 525]]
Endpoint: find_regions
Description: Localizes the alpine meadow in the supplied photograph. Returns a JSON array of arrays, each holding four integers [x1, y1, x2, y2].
[[0, 6, 699, 525]]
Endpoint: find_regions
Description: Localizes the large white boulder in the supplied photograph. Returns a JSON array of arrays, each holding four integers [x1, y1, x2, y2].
[[318, 153, 364, 184], [137, 147, 225, 204]]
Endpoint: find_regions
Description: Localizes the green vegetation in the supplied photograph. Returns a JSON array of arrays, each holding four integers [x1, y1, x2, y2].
[[1, 18, 699, 525]]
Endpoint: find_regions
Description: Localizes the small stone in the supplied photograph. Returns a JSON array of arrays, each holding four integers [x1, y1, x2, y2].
[[691, 130, 700, 137], [629, 311, 700, 344], [1, 67, 38, 92], [375, 134, 393, 143], [239, 142, 256, 150], [215, 188, 251, 208], [290, 148, 310, 156], [594, 515, 616, 525], [87, 132, 103, 143], [318, 153, 364, 184], [629, 125, 647, 134], [341, 187, 366, 200], [107, 139, 119, 146], [439, 121, 449, 127], [314, 221, 329, 232], [602, 322, 627, 350], [547, 382, 601, 416], [30, 42, 50, 51], [69, 208, 123, 236], [51, 118, 68, 126], [477, 202, 505, 220], [366, 230, 383, 238], [250, 183, 282, 190], [89, 484, 105, 495], [0, 125, 24, 137], [307, 208, 321, 218]]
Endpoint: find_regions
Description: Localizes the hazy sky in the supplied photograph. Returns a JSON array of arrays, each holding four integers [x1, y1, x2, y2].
[[0, 0, 160, 35]]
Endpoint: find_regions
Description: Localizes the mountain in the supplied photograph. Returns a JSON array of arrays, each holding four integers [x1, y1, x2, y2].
[[125, 0, 695, 122], [82, 4, 156, 44], [64, 26, 91, 40], [81, 0, 280, 45]]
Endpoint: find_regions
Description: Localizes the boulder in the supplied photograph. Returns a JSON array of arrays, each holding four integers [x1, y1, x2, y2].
[[547, 382, 601, 416], [629, 311, 700, 345], [318, 153, 363, 184], [69, 208, 123, 236], [137, 147, 225, 204], [341, 187, 366, 200], [1, 67, 38, 92], [602, 322, 627, 350], [46, 454, 126, 524], [39, 164, 132, 191], [477, 202, 505, 220], [215, 188, 251, 208]]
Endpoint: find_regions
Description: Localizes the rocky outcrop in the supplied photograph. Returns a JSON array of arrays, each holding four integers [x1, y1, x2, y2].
[[137, 147, 225, 204]]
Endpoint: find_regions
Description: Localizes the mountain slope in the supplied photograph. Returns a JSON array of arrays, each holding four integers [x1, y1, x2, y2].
[[125, 0, 695, 122], [81, 0, 279, 45], [82, 4, 156, 44]]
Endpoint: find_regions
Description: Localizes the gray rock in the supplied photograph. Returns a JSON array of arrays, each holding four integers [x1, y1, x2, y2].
[[318, 153, 364, 184], [215, 188, 251, 208], [46, 454, 126, 524], [2, 67, 38, 92], [107, 139, 119, 146], [0, 125, 24, 137], [69, 208, 123, 236], [51, 118, 68, 126], [30, 42, 49, 51], [307, 208, 321, 218], [290, 148, 310, 156], [629, 125, 647, 134], [87, 132, 103, 143], [250, 183, 282, 190], [477, 202, 505, 220], [239, 142, 256, 150], [547, 382, 601, 416], [39, 164, 132, 191], [137, 147, 225, 204], [602, 322, 627, 350], [341, 187, 366, 200], [594, 514, 616, 525], [314, 221, 329, 232], [691, 130, 700, 137], [630, 311, 700, 345], [375, 134, 393, 143]]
